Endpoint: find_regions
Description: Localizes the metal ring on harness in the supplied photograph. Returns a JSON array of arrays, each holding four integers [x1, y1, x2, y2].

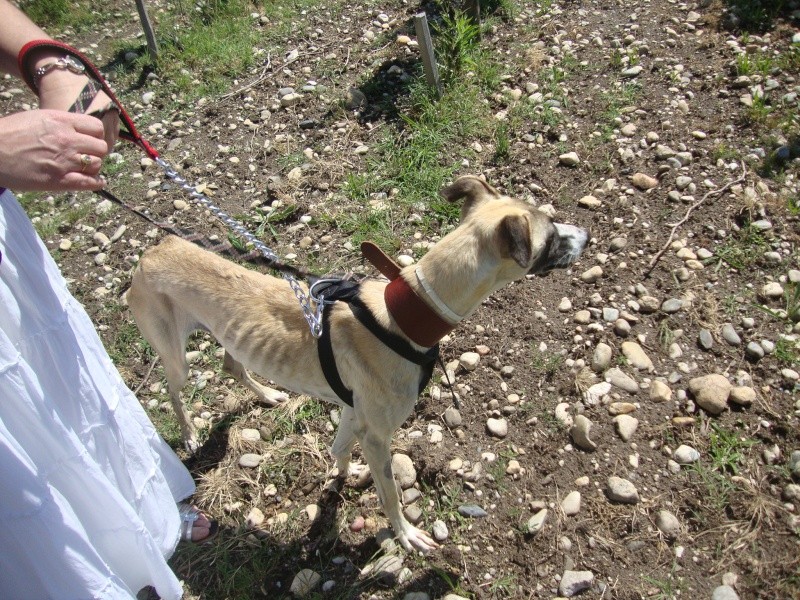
[[309, 278, 346, 306]]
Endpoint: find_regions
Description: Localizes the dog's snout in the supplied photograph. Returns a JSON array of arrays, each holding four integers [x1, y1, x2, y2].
[[531, 223, 589, 275]]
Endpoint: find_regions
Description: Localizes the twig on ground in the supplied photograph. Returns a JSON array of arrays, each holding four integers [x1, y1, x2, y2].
[[644, 164, 747, 278], [218, 54, 272, 100], [133, 355, 160, 396]]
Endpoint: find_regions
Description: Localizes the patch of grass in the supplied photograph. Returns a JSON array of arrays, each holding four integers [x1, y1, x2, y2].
[[735, 51, 776, 77], [493, 122, 511, 163], [774, 337, 800, 365], [261, 397, 328, 443], [486, 449, 517, 492], [712, 142, 741, 162], [752, 282, 800, 325], [707, 423, 756, 475], [156, 9, 261, 98], [530, 347, 564, 378], [744, 93, 773, 124], [687, 424, 756, 520], [372, 78, 491, 215], [21, 0, 96, 30], [487, 572, 517, 597], [642, 563, 687, 599], [597, 82, 642, 141], [17, 194, 97, 240], [724, 0, 788, 33], [170, 529, 298, 599], [709, 225, 769, 270], [434, 10, 482, 84], [334, 205, 398, 253]]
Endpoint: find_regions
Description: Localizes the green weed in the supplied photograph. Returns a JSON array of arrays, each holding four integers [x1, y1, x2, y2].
[[710, 225, 769, 270], [434, 11, 482, 83], [707, 423, 756, 475], [530, 347, 564, 378]]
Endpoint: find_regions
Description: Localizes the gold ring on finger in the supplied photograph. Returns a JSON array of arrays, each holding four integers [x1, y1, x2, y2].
[[80, 154, 92, 173]]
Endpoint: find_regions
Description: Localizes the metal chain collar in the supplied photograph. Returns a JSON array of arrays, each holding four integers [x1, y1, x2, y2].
[[154, 157, 326, 338]]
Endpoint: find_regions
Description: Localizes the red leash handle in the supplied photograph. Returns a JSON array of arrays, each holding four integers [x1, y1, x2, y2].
[[17, 39, 160, 159]]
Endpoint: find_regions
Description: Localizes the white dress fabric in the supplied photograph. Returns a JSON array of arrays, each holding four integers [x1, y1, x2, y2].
[[0, 189, 195, 600]]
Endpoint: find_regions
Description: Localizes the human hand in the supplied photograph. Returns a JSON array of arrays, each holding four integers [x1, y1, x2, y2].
[[0, 109, 109, 192], [36, 68, 120, 152]]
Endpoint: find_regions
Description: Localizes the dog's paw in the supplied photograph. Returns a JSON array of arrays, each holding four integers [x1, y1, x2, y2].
[[397, 525, 439, 554], [256, 387, 289, 407]]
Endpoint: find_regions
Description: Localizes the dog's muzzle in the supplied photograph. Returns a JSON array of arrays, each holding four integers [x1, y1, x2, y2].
[[532, 223, 589, 275]]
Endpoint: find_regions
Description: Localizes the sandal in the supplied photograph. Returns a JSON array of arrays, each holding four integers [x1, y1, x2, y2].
[[178, 502, 219, 544]]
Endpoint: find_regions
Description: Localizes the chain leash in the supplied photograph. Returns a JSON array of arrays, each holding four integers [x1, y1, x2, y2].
[[155, 157, 325, 338]]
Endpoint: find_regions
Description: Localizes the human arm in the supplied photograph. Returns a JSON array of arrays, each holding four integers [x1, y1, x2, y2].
[[0, 0, 120, 191]]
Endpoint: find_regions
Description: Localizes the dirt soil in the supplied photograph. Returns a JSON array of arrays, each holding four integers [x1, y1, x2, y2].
[[5, 0, 800, 598]]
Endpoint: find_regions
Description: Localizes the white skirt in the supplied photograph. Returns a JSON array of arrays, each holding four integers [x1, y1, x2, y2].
[[0, 190, 195, 599]]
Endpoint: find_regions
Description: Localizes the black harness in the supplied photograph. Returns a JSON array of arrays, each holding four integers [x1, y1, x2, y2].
[[314, 279, 439, 407]]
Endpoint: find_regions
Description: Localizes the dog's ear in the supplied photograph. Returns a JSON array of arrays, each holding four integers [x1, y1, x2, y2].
[[441, 176, 501, 220], [496, 214, 532, 268]]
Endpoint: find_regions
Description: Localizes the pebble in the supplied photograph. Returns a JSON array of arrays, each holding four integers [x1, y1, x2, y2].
[[688, 374, 732, 415], [558, 570, 594, 597], [660, 298, 684, 314], [486, 417, 508, 438], [650, 380, 673, 402], [559, 152, 581, 166], [674, 444, 701, 464], [729, 386, 755, 407], [444, 406, 462, 427], [459, 352, 480, 371], [432, 519, 449, 542], [561, 491, 581, 516], [526, 508, 548, 535], [585, 382, 612, 405], [238, 453, 262, 468], [699, 329, 714, 350], [656, 510, 681, 539], [621, 341, 653, 371], [711, 585, 740, 600], [761, 282, 784, 299], [721, 324, 741, 346], [290, 569, 321, 596], [240, 428, 261, 442], [745, 341, 765, 362], [605, 367, 640, 394], [606, 476, 640, 504], [570, 415, 597, 451], [391, 454, 416, 489], [614, 414, 639, 442], [631, 172, 659, 190], [580, 266, 604, 283], [559, 297, 573, 312], [458, 505, 488, 518], [592, 343, 613, 372]]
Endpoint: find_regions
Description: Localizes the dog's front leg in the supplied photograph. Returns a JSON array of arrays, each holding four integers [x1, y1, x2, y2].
[[358, 427, 438, 554]]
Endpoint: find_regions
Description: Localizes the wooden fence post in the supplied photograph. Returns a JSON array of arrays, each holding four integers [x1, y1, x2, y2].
[[414, 12, 443, 98], [135, 0, 160, 61]]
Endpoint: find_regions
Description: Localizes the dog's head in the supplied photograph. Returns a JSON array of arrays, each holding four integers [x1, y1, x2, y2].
[[441, 175, 588, 276]]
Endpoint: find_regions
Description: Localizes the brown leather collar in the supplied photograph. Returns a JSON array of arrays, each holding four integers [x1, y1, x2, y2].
[[361, 242, 456, 348]]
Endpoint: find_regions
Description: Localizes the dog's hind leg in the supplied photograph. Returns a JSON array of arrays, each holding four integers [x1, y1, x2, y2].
[[128, 289, 199, 452], [222, 351, 288, 406], [329, 406, 363, 478]]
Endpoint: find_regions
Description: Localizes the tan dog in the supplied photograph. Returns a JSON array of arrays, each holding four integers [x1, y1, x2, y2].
[[126, 176, 588, 552]]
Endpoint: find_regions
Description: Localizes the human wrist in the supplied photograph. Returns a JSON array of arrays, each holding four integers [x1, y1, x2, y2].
[[32, 54, 85, 89]]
